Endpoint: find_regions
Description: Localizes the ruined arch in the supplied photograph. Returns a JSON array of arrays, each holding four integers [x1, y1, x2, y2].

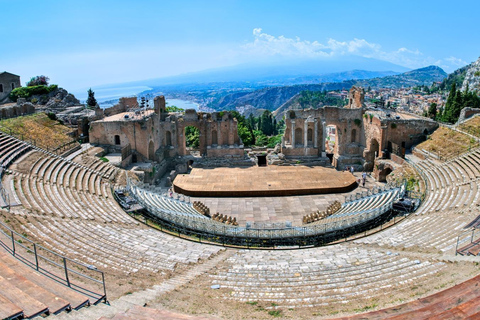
[[184, 125, 201, 156], [148, 140, 155, 161], [378, 166, 393, 182], [211, 130, 218, 146], [370, 138, 380, 158], [294, 128, 303, 146]]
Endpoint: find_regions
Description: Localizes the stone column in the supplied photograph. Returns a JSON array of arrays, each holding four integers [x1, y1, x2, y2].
[[291, 120, 295, 147], [322, 121, 326, 153], [314, 119, 318, 148], [217, 123, 221, 148], [304, 120, 308, 148]]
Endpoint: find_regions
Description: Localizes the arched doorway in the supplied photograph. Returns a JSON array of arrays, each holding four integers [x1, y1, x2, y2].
[[370, 138, 380, 158], [185, 126, 200, 156], [148, 140, 155, 161], [165, 131, 172, 146], [379, 167, 393, 182], [211, 130, 218, 146], [307, 128, 313, 146], [351, 129, 357, 143], [294, 128, 303, 146], [324, 125, 337, 165]]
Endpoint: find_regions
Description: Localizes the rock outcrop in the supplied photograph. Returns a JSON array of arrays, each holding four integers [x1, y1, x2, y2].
[[461, 57, 480, 92]]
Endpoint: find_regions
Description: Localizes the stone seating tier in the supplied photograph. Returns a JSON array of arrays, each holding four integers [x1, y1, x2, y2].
[[0, 249, 91, 319]]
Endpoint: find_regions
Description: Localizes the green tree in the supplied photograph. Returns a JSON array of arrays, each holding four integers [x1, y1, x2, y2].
[[441, 83, 457, 123], [86, 88, 97, 107], [427, 102, 437, 119], [165, 105, 184, 112], [260, 110, 274, 136], [185, 126, 200, 148]]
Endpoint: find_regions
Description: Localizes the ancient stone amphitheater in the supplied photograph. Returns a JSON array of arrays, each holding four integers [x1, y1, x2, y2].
[[1, 130, 480, 320]]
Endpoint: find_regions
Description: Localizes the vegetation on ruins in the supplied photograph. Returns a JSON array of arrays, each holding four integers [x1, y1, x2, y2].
[[0, 113, 73, 150], [9, 84, 58, 102], [86, 88, 98, 107]]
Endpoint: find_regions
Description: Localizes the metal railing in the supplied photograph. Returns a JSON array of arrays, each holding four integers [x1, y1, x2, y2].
[[455, 227, 480, 256], [0, 219, 107, 304], [125, 176, 404, 247]]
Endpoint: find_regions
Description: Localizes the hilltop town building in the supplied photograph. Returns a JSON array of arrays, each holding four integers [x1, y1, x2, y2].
[[0, 72, 21, 104]]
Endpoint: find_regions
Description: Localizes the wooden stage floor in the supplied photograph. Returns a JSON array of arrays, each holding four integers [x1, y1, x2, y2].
[[173, 166, 358, 197]]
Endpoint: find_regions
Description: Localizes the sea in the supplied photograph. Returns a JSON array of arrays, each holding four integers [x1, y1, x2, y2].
[[72, 86, 199, 110], [166, 99, 199, 110]]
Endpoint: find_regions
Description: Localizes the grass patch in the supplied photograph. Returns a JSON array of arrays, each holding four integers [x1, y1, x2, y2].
[[268, 310, 282, 317], [459, 116, 480, 139], [416, 127, 478, 159], [0, 113, 73, 150], [99, 157, 109, 162], [354, 303, 378, 313]]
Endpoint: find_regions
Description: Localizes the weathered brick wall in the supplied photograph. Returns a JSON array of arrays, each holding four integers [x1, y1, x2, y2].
[[0, 72, 21, 103]]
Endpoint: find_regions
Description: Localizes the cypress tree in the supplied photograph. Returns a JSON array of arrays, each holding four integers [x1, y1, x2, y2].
[[443, 83, 457, 123], [86, 88, 97, 107]]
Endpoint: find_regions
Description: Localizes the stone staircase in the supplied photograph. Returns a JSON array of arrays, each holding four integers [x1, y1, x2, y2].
[[49, 250, 233, 320]]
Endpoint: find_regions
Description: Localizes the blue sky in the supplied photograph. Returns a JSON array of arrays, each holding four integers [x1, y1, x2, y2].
[[2, 0, 480, 90]]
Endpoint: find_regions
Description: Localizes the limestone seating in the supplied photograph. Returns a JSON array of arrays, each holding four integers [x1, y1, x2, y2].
[[354, 208, 479, 253], [11, 213, 221, 273], [0, 138, 31, 168], [0, 249, 91, 320], [6, 149, 131, 225], [209, 247, 445, 308]]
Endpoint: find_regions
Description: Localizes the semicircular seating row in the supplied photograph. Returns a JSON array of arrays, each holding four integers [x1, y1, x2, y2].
[[354, 151, 480, 253], [0, 138, 222, 274], [0, 132, 32, 169]]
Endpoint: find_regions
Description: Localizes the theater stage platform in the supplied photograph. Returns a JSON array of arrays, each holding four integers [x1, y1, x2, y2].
[[173, 166, 358, 197]]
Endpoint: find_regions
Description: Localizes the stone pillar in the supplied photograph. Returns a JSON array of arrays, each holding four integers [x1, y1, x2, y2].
[[291, 120, 295, 147], [304, 121, 308, 148], [217, 123, 221, 148], [314, 119, 318, 148], [322, 121, 326, 153]]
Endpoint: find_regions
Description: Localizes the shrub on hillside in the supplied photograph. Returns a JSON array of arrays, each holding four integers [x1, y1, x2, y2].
[[9, 85, 58, 102]]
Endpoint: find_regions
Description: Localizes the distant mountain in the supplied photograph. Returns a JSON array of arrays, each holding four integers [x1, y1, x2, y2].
[[355, 65, 447, 89], [211, 65, 447, 112], [212, 81, 355, 112], [139, 56, 408, 88]]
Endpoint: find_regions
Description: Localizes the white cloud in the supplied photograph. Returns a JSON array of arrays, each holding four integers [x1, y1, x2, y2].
[[241, 28, 468, 72], [444, 56, 468, 67]]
